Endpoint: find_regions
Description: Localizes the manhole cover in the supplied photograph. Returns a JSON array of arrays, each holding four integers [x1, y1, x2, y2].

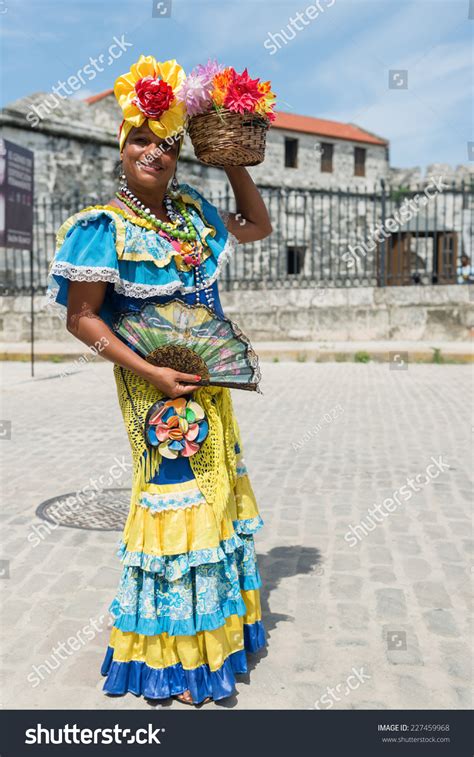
[[36, 488, 130, 531]]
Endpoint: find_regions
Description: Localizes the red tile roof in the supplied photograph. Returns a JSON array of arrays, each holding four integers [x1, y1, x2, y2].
[[84, 91, 388, 145], [273, 112, 388, 145], [84, 89, 113, 104]]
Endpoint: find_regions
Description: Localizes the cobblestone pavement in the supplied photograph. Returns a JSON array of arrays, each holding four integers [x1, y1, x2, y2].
[[0, 360, 472, 711]]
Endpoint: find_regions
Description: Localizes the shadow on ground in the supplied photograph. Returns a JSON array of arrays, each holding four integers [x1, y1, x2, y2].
[[143, 544, 322, 709], [214, 544, 322, 708]]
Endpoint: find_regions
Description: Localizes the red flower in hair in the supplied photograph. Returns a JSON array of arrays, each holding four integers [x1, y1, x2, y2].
[[132, 76, 175, 118]]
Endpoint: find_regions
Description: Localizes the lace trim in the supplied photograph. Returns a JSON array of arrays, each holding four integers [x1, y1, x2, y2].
[[49, 261, 120, 284], [138, 488, 206, 513], [48, 235, 235, 299]]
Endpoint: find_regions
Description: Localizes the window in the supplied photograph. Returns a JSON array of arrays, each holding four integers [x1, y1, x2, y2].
[[354, 147, 366, 177], [286, 245, 305, 274], [320, 142, 334, 173], [284, 137, 298, 168]]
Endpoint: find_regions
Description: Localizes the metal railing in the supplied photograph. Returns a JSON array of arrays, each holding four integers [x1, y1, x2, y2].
[[1, 181, 472, 295]]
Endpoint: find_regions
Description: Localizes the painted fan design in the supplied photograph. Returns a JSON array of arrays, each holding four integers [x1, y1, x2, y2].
[[115, 300, 262, 392]]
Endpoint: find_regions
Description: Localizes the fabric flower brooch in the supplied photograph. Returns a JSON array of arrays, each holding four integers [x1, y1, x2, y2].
[[145, 397, 209, 458]]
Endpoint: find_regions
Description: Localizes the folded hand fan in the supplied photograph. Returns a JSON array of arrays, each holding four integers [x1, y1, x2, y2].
[[115, 301, 262, 392]]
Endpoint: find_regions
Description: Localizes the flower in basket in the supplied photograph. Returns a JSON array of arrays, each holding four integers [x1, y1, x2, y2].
[[183, 61, 277, 166], [179, 61, 276, 121], [114, 55, 186, 149], [176, 59, 223, 116], [224, 68, 264, 114], [255, 80, 277, 122], [145, 397, 209, 459], [211, 67, 236, 107]]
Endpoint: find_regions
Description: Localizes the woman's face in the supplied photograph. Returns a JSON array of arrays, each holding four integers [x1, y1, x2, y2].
[[121, 122, 180, 196]]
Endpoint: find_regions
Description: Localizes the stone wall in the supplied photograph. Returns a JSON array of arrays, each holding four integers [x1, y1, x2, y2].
[[1, 285, 471, 344], [1, 91, 390, 201], [221, 285, 473, 341]]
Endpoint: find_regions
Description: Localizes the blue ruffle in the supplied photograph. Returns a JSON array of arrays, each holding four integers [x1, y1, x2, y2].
[[244, 619, 266, 652], [116, 517, 263, 580], [117, 531, 245, 578], [101, 620, 266, 703], [239, 572, 262, 591], [109, 595, 248, 636], [234, 516, 264, 535]]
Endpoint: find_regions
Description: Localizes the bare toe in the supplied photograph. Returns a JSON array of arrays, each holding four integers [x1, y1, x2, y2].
[[176, 689, 193, 704]]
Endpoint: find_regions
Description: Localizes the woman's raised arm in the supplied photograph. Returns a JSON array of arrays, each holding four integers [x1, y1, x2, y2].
[[223, 166, 273, 243]]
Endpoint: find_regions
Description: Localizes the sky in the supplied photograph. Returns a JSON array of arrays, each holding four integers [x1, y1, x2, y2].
[[0, 0, 472, 169]]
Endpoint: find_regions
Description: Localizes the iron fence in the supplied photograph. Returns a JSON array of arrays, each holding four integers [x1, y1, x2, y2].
[[1, 181, 472, 295]]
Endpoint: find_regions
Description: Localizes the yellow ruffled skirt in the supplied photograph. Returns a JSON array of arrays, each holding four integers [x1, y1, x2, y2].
[[100, 366, 265, 702]]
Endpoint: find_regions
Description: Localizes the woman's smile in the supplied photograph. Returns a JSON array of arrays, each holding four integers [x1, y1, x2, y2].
[[138, 162, 164, 174]]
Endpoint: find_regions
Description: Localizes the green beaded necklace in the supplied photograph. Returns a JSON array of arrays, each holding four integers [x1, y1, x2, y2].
[[115, 190, 198, 243]]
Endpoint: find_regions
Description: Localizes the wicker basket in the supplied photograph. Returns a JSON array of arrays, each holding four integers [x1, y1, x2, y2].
[[187, 110, 269, 167]]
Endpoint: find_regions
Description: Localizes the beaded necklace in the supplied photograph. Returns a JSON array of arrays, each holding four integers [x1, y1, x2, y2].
[[115, 185, 215, 310]]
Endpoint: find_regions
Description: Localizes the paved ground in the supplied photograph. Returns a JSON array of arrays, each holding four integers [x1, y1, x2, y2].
[[0, 360, 472, 711]]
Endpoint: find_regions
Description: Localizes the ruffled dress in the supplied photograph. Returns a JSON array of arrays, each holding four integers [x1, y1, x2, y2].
[[47, 183, 266, 703]]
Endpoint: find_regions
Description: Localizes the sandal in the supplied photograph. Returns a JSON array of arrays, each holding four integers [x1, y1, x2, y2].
[[174, 690, 212, 706]]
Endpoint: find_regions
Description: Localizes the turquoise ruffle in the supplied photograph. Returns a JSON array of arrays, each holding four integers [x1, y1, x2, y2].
[[109, 536, 262, 636], [234, 515, 264, 534], [110, 596, 249, 636], [117, 531, 245, 579]]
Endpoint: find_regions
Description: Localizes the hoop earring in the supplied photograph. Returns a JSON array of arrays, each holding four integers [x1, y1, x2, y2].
[[118, 164, 128, 190], [169, 173, 179, 198]]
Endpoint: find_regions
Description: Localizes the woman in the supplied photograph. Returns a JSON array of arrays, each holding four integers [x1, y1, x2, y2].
[[47, 56, 272, 706]]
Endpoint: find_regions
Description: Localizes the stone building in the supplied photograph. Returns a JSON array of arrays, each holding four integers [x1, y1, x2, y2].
[[0, 89, 390, 200], [0, 90, 472, 345]]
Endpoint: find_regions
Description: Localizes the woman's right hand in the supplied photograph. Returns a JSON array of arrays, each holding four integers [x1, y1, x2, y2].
[[145, 365, 201, 398]]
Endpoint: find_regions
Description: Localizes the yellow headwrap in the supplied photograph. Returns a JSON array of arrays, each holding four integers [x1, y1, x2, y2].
[[114, 55, 186, 152]]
